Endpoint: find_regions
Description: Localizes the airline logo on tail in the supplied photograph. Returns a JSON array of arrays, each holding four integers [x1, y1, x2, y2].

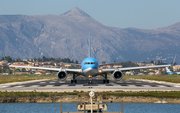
[[166, 67, 171, 73]]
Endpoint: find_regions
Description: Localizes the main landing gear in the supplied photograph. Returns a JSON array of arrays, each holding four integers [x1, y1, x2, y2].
[[71, 73, 78, 83], [103, 73, 109, 83]]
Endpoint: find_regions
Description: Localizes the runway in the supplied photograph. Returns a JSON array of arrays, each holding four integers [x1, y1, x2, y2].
[[0, 78, 180, 92]]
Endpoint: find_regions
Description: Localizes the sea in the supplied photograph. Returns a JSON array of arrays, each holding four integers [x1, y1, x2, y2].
[[0, 103, 180, 113]]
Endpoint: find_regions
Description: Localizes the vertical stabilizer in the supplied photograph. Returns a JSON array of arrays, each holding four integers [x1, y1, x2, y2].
[[166, 67, 171, 72], [88, 32, 91, 57]]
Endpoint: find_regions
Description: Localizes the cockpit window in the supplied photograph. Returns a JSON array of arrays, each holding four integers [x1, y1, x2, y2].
[[84, 62, 96, 65], [92, 62, 96, 65]]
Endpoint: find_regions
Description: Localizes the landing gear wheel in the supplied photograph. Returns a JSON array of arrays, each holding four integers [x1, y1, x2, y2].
[[103, 79, 109, 83], [75, 80, 77, 83], [71, 80, 77, 83], [107, 79, 109, 83]]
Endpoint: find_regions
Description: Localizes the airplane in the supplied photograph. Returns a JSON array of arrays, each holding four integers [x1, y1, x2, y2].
[[165, 67, 180, 75], [9, 33, 171, 83]]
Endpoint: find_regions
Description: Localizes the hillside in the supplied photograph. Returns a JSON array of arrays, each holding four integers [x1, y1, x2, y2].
[[0, 7, 180, 63]]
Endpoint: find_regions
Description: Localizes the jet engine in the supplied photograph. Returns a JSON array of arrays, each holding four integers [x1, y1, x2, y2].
[[57, 71, 67, 80], [113, 70, 123, 80]]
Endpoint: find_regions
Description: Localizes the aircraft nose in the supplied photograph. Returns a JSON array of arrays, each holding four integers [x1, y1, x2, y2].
[[90, 65, 97, 69]]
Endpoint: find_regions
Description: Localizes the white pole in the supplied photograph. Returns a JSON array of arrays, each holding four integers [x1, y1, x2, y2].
[[91, 96, 93, 113], [89, 90, 94, 113]]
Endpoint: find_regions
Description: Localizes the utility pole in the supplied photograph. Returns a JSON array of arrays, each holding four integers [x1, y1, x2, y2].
[[89, 90, 94, 113]]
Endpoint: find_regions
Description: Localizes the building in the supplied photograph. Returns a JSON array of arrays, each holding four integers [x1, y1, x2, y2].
[[64, 64, 72, 68], [137, 63, 154, 66], [0, 61, 8, 66], [173, 65, 180, 72], [34, 72, 42, 75], [113, 65, 122, 68], [13, 62, 25, 65], [148, 72, 155, 75], [125, 71, 134, 75], [34, 63, 40, 66]]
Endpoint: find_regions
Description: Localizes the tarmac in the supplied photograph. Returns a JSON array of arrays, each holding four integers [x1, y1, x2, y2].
[[0, 77, 180, 92]]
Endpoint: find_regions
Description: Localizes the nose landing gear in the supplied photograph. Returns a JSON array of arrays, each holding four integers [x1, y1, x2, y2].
[[71, 79, 77, 83]]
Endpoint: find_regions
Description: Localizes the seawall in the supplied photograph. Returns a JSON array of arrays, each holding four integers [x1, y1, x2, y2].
[[1, 95, 180, 103]]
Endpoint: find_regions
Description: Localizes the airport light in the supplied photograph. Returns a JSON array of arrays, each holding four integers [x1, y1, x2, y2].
[[99, 70, 102, 73], [89, 90, 94, 113]]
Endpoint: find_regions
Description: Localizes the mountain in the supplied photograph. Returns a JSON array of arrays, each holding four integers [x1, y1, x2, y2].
[[0, 7, 180, 64]]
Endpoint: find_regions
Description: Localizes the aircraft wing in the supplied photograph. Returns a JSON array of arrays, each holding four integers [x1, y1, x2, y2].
[[99, 63, 114, 67], [61, 63, 81, 66], [101, 64, 171, 73], [9, 65, 81, 73]]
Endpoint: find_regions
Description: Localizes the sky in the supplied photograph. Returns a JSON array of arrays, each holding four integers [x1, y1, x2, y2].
[[1, 0, 180, 29]]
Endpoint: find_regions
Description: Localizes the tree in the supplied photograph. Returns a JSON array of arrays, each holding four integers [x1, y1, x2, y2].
[[75, 60, 78, 64], [5, 69, 11, 74], [42, 56, 46, 62], [37, 57, 42, 62], [16, 58, 22, 62], [157, 60, 167, 65], [21, 68, 26, 72], [150, 60, 154, 63], [1, 56, 12, 62], [33, 58, 37, 62], [171, 62, 177, 65]]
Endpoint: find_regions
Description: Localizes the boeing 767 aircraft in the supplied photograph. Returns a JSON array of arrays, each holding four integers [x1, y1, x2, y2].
[[9, 33, 171, 83]]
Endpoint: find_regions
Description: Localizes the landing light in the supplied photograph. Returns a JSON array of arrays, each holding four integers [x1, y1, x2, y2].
[[88, 75, 92, 78], [99, 70, 102, 73]]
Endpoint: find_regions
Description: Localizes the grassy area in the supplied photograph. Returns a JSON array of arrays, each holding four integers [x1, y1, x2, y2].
[[0, 90, 80, 97], [0, 90, 180, 98], [0, 74, 57, 84], [123, 75, 180, 83]]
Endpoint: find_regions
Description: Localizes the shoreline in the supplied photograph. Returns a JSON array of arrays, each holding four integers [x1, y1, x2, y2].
[[1, 95, 180, 103]]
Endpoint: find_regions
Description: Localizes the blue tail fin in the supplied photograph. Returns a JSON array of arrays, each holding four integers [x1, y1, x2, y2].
[[88, 32, 91, 57], [166, 67, 171, 72]]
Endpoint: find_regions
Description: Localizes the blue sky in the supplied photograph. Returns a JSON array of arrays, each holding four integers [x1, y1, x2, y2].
[[1, 0, 180, 29]]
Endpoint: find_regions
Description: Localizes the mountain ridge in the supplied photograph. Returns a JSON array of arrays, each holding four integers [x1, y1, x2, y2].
[[0, 7, 180, 63]]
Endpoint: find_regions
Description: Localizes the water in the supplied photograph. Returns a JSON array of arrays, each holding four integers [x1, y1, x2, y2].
[[0, 103, 180, 113]]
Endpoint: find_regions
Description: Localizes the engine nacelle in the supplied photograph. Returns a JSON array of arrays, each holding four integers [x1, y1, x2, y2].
[[113, 70, 123, 80], [57, 71, 67, 80]]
